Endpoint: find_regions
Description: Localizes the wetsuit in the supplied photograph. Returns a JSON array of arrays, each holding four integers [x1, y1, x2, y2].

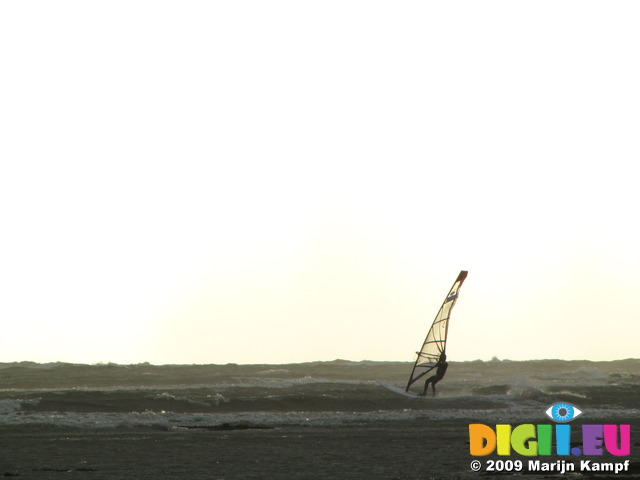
[[422, 361, 448, 397]]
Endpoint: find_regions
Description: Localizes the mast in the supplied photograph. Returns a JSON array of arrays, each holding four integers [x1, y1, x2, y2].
[[405, 270, 468, 391]]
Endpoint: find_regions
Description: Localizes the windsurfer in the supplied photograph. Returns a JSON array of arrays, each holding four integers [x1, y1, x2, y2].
[[421, 352, 448, 397]]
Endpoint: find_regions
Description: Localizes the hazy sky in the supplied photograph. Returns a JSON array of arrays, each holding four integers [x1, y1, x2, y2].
[[1, 1, 639, 365]]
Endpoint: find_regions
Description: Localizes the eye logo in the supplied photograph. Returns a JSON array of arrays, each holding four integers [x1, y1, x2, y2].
[[545, 402, 583, 423]]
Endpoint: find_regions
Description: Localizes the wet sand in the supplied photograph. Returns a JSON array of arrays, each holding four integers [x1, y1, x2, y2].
[[1, 419, 638, 480]]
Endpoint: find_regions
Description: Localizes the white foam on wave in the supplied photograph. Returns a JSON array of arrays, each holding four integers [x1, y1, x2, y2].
[[151, 392, 229, 406], [0, 398, 40, 414], [227, 376, 377, 389], [4, 405, 638, 430]]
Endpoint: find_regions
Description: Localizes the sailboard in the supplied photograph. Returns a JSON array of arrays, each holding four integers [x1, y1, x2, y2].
[[378, 270, 468, 397], [376, 380, 422, 398]]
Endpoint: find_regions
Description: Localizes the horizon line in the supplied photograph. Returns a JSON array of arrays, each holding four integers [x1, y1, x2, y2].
[[2, 357, 639, 367]]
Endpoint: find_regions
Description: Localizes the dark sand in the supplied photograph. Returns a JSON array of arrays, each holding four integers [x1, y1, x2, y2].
[[1, 419, 638, 480]]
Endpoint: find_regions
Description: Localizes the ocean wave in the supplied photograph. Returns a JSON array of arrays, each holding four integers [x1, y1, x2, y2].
[[0, 398, 40, 414], [2, 405, 640, 430], [0, 359, 638, 431], [256, 369, 290, 376], [151, 392, 229, 407]]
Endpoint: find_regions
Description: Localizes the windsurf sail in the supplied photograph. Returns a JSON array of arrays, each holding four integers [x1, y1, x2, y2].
[[405, 270, 468, 392]]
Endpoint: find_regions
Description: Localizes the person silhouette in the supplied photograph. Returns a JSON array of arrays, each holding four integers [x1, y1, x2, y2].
[[421, 352, 448, 397]]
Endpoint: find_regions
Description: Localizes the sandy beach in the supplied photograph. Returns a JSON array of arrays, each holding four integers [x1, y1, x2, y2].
[[2, 418, 639, 480], [0, 420, 502, 480]]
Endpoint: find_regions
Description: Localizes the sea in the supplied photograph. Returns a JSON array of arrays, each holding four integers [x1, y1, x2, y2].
[[1, 359, 639, 430]]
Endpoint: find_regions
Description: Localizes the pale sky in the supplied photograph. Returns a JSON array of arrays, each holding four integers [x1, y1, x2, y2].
[[1, 1, 639, 365]]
